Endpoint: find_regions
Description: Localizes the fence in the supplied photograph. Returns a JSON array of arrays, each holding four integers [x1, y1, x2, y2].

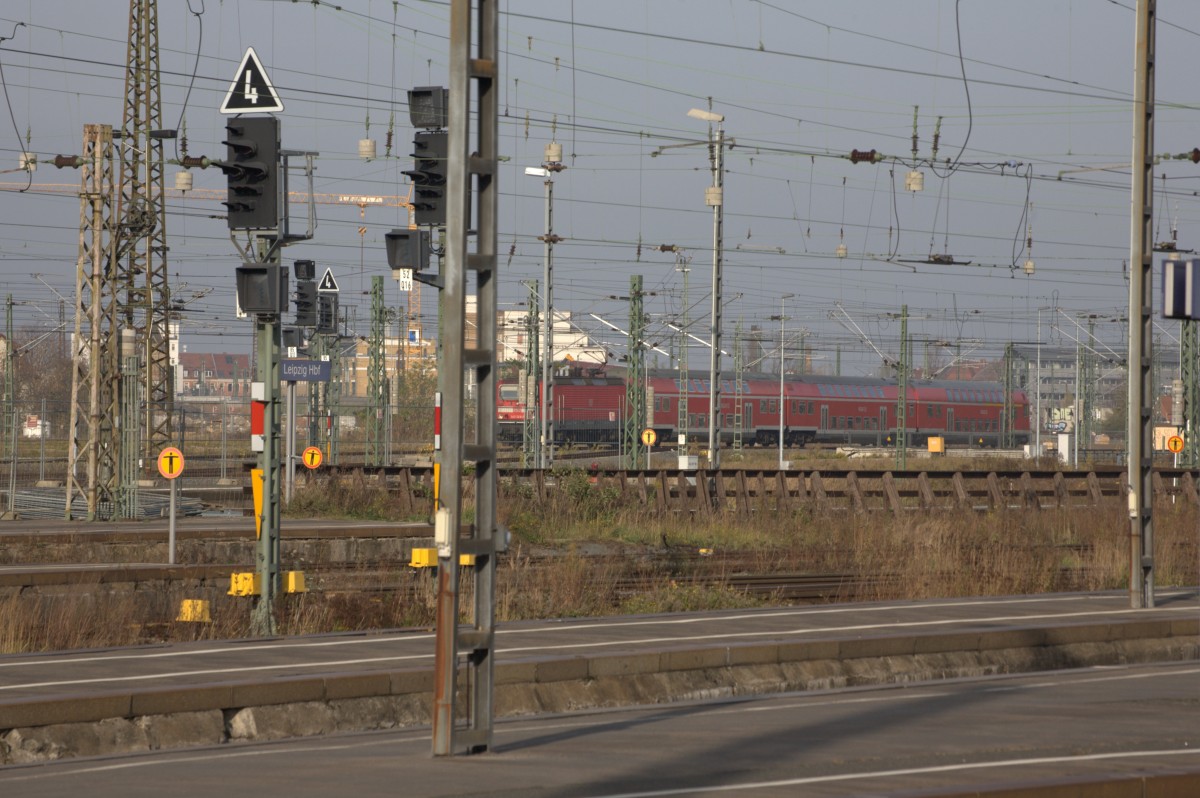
[[0, 396, 440, 517]]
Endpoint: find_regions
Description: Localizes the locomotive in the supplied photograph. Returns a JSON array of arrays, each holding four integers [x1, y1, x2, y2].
[[498, 366, 1031, 449]]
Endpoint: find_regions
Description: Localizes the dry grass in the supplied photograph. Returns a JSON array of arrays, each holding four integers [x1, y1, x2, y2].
[[0, 473, 1195, 653]]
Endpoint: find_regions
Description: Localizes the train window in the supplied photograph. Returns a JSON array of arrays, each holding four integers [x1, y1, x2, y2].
[[499, 385, 519, 401], [759, 399, 769, 413]]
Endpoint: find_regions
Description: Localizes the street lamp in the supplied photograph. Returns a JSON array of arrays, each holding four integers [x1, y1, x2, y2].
[[525, 141, 565, 469], [774, 294, 794, 470], [687, 107, 726, 468]]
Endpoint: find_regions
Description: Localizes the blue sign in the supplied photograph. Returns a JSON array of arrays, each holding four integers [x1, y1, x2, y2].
[[281, 359, 331, 382]]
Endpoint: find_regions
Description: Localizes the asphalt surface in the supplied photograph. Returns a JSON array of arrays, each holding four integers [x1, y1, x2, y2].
[[3, 590, 1196, 703], [1, 661, 1196, 797]]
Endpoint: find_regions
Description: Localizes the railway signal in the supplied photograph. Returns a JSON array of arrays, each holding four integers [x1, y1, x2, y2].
[[214, 116, 279, 230], [404, 131, 448, 226]]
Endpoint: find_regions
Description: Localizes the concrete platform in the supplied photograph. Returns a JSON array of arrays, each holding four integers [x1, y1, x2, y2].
[[0, 590, 1196, 765]]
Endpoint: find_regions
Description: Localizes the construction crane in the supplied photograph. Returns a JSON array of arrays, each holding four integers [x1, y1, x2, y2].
[[0, 182, 412, 212]]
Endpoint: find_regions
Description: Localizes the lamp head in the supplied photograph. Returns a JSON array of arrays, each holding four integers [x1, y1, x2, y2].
[[687, 108, 724, 123]]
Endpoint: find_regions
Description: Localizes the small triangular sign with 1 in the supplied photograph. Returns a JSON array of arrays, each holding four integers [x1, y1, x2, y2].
[[317, 268, 340, 293], [220, 47, 284, 114]]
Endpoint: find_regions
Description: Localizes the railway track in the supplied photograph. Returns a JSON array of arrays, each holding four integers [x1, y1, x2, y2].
[[0, 541, 1109, 601], [0, 561, 894, 604], [9, 463, 1196, 518]]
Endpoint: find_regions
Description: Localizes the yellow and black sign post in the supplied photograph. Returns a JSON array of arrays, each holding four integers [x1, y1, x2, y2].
[[302, 445, 323, 469], [640, 428, 657, 469], [157, 447, 184, 564]]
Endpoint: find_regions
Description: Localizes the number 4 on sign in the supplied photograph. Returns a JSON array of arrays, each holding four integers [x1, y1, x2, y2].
[[220, 47, 284, 114]]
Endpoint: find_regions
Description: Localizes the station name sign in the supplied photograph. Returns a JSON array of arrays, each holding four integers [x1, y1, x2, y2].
[[281, 359, 331, 382]]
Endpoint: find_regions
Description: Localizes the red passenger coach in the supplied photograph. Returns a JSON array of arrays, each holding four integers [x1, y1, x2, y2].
[[499, 368, 1030, 449], [645, 371, 1030, 449]]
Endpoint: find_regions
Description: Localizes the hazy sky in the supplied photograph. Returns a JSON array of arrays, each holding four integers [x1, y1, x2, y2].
[[1, 0, 1196, 376]]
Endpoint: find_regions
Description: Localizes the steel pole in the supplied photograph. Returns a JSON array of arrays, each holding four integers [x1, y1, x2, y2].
[[1127, 0, 1155, 608], [777, 294, 792, 470], [167, 476, 177, 565], [1036, 309, 1042, 456], [706, 119, 725, 468], [540, 175, 554, 469]]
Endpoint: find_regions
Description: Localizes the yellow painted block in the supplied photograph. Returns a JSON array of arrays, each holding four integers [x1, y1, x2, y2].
[[176, 599, 212, 623], [698, 548, 714, 557], [927, 436, 945, 454], [409, 548, 438, 568], [228, 572, 261, 596], [284, 571, 307, 594], [458, 554, 476, 567], [251, 468, 264, 539]]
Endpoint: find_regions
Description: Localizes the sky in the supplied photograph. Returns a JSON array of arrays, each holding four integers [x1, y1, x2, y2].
[[0, 0, 1197, 378]]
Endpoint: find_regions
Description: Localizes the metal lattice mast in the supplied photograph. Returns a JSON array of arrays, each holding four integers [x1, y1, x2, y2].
[[623, 275, 645, 469], [1182, 319, 1198, 467], [522, 280, 539, 467], [307, 334, 324, 446], [327, 333, 343, 465], [117, 345, 142, 518], [66, 124, 121, 520], [1002, 342, 1015, 449], [117, 0, 172, 458], [366, 276, 386, 466], [732, 320, 744, 451], [1080, 317, 1097, 448]]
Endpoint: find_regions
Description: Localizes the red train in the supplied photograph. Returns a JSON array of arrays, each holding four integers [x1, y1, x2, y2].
[[498, 367, 1032, 448]]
